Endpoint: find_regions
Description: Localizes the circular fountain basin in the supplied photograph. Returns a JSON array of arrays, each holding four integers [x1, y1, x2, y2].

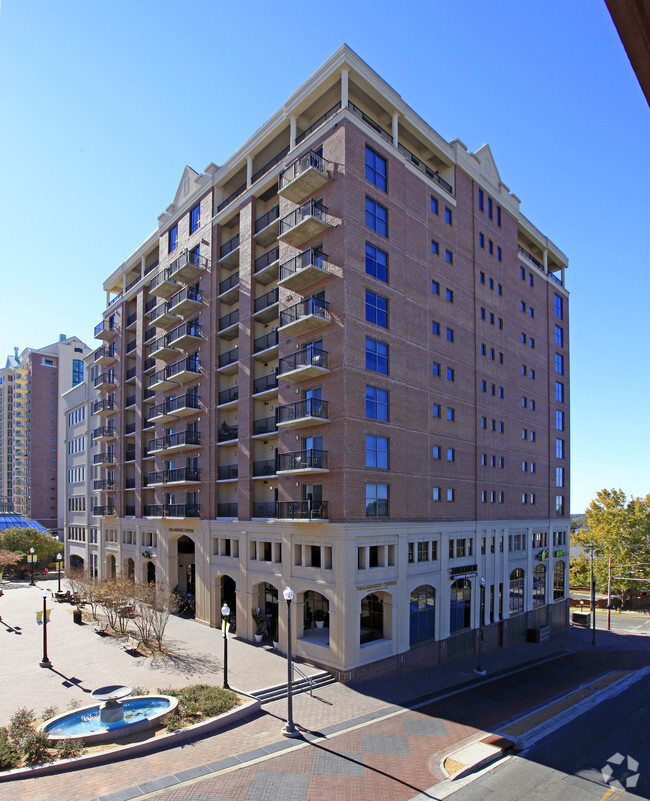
[[39, 695, 178, 744]]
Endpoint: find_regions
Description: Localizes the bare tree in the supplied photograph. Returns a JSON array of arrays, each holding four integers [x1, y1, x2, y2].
[[131, 581, 155, 645], [150, 585, 178, 650]]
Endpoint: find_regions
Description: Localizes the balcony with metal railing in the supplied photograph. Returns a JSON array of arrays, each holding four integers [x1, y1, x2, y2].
[[94, 345, 117, 367], [149, 268, 179, 299], [218, 347, 239, 374], [146, 467, 201, 486], [168, 285, 202, 317], [217, 385, 239, 407], [94, 479, 115, 491], [253, 329, 279, 359], [218, 308, 239, 339], [93, 371, 117, 391], [254, 204, 280, 246], [252, 459, 276, 478], [167, 356, 200, 384], [217, 464, 238, 481], [217, 423, 238, 443], [253, 287, 279, 322], [254, 246, 280, 285], [169, 249, 209, 283], [125, 393, 136, 408], [94, 505, 116, 517], [278, 199, 331, 248], [277, 449, 329, 474], [148, 430, 201, 454], [253, 372, 278, 398], [149, 333, 179, 361], [144, 504, 201, 519], [252, 144, 290, 184], [218, 271, 239, 305], [94, 451, 116, 466], [148, 393, 201, 423], [93, 425, 116, 442], [125, 422, 136, 436], [279, 296, 331, 337], [278, 346, 329, 381], [168, 321, 202, 350], [217, 503, 238, 518], [148, 366, 178, 392], [126, 311, 137, 329], [93, 398, 116, 416], [219, 233, 240, 267], [279, 149, 331, 203], [94, 320, 118, 341], [277, 398, 329, 429], [277, 500, 328, 520], [278, 248, 331, 292], [252, 415, 278, 437], [149, 301, 179, 329]]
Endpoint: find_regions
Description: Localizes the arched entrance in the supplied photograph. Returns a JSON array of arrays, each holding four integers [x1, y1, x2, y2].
[[146, 561, 156, 584], [221, 575, 236, 632], [410, 584, 435, 646], [509, 568, 525, 615], [107, 554, 116, 579], [301, 590, 329, 642], [360, 592, 385, 644], [554, 561, 566, 600], [124, 557, 135, 581], [70, 555, 85, 571], [253, 582, 279, 641], [533, 564, 546, 606], [449, 579, 471, 633]]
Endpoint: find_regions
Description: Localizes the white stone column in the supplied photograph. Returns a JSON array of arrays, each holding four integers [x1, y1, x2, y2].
[[392, 112, 399, 148], [543, 248, 548, 274], [246, 156, 253, 187], [341, 69, 349, 108], [289, 116, 297, 151]]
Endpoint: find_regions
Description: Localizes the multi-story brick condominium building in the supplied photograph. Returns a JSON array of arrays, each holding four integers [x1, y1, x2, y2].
[[81, 46, 569, 679]]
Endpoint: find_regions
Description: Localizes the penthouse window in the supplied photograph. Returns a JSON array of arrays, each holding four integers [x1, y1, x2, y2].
[[366, 243, 388, 282], [365, 337, 388, 374], [365, 196, 388, 237], [366, 290, 388, 328], [190, 203, 200, 234], [365, 145, 387, 192], [168, 224, 178, 253], [366, 386, 388, 421]]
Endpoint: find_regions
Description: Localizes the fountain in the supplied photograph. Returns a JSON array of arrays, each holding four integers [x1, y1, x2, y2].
[[38, 685, 178, 744]]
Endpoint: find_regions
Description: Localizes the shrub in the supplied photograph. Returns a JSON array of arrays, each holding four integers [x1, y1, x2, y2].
[[161, 712, 183, 732], [9, 708, 35, 746], [66, 699, 82, 711], [41, 706, 58, 721], [22, 731, 50, 766], [0, 728, 20, 771], [129, 687, 149, 697], [55, 737, 85, 760], [162, 685, 239, 719]]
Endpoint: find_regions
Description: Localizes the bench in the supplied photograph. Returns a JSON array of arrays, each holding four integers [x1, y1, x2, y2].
[[123, 635, 144, 655]]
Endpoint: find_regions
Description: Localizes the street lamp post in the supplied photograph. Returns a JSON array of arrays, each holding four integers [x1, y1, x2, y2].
[[29, 547, 36, 586], [39, 589, 52, 668], [56, 553, 63, 594], [474, 577, 487, 676], [281, 586, 299, 738], [590, 544, 596, 646], [221, 602, 230, 690]]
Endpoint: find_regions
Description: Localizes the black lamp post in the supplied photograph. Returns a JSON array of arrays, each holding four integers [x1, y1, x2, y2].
[[221, 602, 230, 690], [39, 589, 52, 668], [474, 577, 487, 676], [56, 552, 63, 594], [29, 547, 36, 586], [281, 586, 299, 738]]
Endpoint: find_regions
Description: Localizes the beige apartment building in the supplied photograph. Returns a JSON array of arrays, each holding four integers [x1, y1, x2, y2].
[[76, 46, 570, 680]]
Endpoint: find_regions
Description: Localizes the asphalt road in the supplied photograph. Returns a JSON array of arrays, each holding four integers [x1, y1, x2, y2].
[[447, 668, 650, 801]]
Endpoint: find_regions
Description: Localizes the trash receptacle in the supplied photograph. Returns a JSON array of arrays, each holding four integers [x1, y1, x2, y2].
[[571, 611, 591, 628], [73, 609, 83, 625]]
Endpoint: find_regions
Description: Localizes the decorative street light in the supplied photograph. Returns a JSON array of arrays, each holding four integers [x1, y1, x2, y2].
[[39, 589, 52, 668], [281, 586, 299, 738], [221, 602, 230, 690], [29, 547, 36, 586], [56, 553, 63, 594], [474, 577, 487, 676]]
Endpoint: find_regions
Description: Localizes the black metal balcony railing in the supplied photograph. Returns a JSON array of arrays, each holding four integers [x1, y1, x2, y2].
[[219, 348, 238, 368], [93, 425, 115, 439], [295, 101, 342, 145], [253, 372, 278, 394], [168, 321, 201, 345], [143, 357, 155, 373], [218, 424, 238, 442], [125, 422, 136, 435], [280, 248, 328, 282], [93, 452, 115, 465], [253, 459, 276, 477], [144, 297, 156, 313], [94, 320, 116, 337], [149, 302, 172, 323], [277, 398, 329, 423], [94, 479, 115, 491], [219, 233, 240, 260], [147, 393, 201, 420], [149, 268, 176, 292], [253, 329, 278, 354], [144, 327, 156, 342], [277, 500, 328, 520], [253, 415, 277, 436], [126, 312, 137, 327], [169, 249, 210, 277], [251, 144, 290, 183], [254, 246, 280, 274], [218, 464, 238, 480], [93, 398, 115, 415], [125, 448, 136, 462], [168, 285, 202, 311], [125, 394, 136, 407], [125, 478, 136, 489], [254, 287, 279, 314], [217, 182, 246, 213], [126, 339, 136, 353], [279, 149, 329, 189], [93, 372, 115, 388], [150, 431, 201, 451], [278, 346, 328, 375], [218, 386, 239, 405], [147, 467, 200, 485], [219, 309, 239, 331], [253, 501, 278, 518], [254, 204, 280, 234], [149, 367, 170, 387], [217, 503, 238, 517], [125, 366, 137, 381], [277, 449, 328, 471], [94, 505, 116, 516], [93, 345, 116, 362], [280, 297, 330, 328], [125, 505, 136, 516], [219, 272, 239, 296], [550, 272, 563, 286], [143, 387, 155, 400], [144, 504, 201, 518], [518, 244, 544, 270], [167, 356, 200, 379], [279, 199, 328, 236]]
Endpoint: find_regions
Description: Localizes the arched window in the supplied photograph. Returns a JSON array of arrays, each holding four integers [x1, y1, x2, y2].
[[533, 564, 546, 607], [410, 585, 435, 646], [509, 568, 525, 615], [554, 560, 565, 600], [450, 579, 471, 633], [360, 593, 384, 644]]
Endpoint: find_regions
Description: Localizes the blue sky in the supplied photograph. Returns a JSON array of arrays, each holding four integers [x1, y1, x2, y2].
[[1, 1, 648, 514]]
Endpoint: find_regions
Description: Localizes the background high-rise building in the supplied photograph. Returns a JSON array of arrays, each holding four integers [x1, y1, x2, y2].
[[76, 46, 569, 679]]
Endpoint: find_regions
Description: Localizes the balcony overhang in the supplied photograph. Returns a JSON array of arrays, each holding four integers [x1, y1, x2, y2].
[[278, 312, 330, 337], [169, 331, 202, 350], [278, 264, 330, 292], [276, 466, 330, 475], [149, 276, 179, 299], [149, 343, 179, 361], [150, 309, 180, 329], [149, 375, 178, 392], [279, 166, 329, 204], [169, 295, 202, 317], [278, 216, 331, 248], [278, 363, 329, 382], [254, 218, 280, 247], [94, 377, 117, 391], [277, 415, 330, 430]]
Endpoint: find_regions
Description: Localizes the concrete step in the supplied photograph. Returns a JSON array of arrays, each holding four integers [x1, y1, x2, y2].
[[252, 670, 336, 703]]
